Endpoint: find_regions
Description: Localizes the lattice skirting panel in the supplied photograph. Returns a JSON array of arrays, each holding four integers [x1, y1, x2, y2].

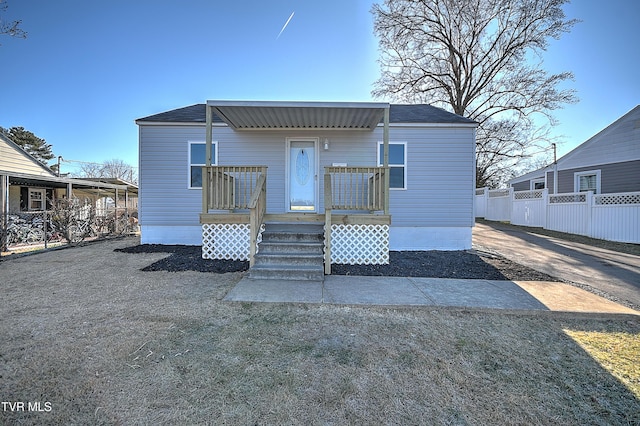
[[330, 224, 389, 265], [202, 224, 264, 260]]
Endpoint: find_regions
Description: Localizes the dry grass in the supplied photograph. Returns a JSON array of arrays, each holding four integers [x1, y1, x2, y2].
[[1, 237, 639, 425], [565, 329, 640, 399]]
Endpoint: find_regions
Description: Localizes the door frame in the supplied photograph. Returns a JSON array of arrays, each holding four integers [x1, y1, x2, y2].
[[285, 137, 319, 213]]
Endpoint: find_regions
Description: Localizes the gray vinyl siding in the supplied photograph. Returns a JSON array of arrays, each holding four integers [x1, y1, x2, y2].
[[512, 181, 530, 191], [546, 171, 555, 194], [386, 126, 475, 227], [139, 125, 207, 226], [556, 159, 640, 194], [138, 124, 475, 229]]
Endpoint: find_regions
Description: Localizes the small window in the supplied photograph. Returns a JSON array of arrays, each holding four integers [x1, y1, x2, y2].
[[574, 170, 601, 194], [378, 142, 407, 189], [29, 189, 46, 211], [189, 141, 216, 189], [531, 179, 545, 190]]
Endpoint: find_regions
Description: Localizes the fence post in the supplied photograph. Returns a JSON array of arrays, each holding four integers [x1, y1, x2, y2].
[[541, 188, 548, 228], [586, 191, 594, 238], [484, 187, 489, 218], [509, 187, 514, 224]]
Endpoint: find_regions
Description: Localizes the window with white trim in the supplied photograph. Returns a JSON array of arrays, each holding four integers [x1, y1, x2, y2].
[[28, 188, 46, 211], [189, 141, 216, 189], [377, 142, 407, 189], [574, 170, 601, 194], [531, 178, 545, 190]]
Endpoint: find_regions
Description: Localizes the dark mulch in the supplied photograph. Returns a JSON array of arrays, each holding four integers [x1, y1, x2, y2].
[[115, 244, 249, 273], [116, 244, 559, 281]]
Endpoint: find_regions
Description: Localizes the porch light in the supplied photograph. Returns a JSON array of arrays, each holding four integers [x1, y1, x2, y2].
[[324, 139, 329, 150]]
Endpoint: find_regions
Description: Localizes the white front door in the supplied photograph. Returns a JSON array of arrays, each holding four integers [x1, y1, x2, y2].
[[288, 139, 317, 211]]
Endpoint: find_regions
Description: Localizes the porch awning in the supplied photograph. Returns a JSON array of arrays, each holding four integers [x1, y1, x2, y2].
[[207, 100, 390, 131]]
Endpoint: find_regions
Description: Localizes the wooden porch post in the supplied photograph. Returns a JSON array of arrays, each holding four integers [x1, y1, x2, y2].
[[203, 105, 213, 214], [324, 170, 332, 275], [383, 106, 390, 215]]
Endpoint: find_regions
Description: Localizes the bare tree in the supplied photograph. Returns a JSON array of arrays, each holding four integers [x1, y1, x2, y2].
[[372, 0, 578, 187], [0, 0, 26, 43], [78, 159, 137, 184]]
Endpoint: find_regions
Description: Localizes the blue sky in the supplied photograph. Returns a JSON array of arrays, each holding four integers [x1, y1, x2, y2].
[[1, 0, 638, 176]]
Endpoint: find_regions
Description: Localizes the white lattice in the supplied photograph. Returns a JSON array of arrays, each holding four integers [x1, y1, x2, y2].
[[595, 192, 640, 205], [202, 224, 263, 260], [549, 193, 586, 204], [514, 190, 544, 200], [488, 189, 510, 198], [331, 224, 389, 265]]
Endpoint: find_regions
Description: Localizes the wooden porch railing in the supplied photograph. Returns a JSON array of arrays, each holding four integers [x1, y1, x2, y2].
[[324, 166, 388, 212], [202, 166, 268, 212], [248, 172, 266, 266], [324, 166, 389, 274]]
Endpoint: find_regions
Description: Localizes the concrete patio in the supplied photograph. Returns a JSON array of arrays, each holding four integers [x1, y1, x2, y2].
[[225, 276, 639, 315]]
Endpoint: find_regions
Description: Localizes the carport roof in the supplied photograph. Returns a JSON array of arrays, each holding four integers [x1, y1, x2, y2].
[[3, 171, 137, 192]]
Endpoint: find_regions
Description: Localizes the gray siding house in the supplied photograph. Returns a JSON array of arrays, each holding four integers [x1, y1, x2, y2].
[[136, 101, 477, 272], [510, 105, 640, 194]]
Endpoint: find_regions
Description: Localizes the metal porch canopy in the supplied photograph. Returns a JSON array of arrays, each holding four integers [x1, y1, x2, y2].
[[206, 100, 390, 131], [204, 100, 392, 214]]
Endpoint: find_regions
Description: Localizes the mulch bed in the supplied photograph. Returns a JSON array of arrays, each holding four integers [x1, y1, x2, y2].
[[116, 244, 559, 281]]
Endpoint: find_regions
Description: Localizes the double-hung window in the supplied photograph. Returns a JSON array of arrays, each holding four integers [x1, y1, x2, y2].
[[377, 142, 407, 190], [189, 141, 216, 189], [28, 189, 46, 211], [574, 170, 600, 194]]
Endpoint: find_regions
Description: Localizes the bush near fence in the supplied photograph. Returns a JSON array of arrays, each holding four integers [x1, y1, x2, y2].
[[475, 188, 640, 244]]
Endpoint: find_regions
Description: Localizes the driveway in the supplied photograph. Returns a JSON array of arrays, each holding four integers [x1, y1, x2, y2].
[[473, 221, 640, 310]]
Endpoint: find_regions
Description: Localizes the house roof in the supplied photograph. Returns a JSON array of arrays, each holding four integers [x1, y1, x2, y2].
[[0, 132, 57, 177], [135, 102, 476, 127], [509, 104, 640, 185]]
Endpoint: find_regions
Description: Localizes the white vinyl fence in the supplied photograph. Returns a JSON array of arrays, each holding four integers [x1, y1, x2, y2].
[[475, 188, 640, 244]]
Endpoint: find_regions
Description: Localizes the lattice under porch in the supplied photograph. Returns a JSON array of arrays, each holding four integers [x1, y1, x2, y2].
[[200, 213, 390, 269]]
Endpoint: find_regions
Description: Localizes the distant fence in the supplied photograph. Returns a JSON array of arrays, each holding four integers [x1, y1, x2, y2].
[[1, 207, 139, 256], [475, 188, 640, 244]]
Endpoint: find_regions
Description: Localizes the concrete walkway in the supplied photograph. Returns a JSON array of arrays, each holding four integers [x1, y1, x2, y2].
[[473, 221, 640, 309], [225, 276, 639, 315]]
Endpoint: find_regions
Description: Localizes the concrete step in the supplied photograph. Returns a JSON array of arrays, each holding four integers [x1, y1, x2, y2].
[[250, 222, 325, 281], [253, 252, 324, 267], [257, 241, 324, 255], [260, 231, 324, 244], [249, 264, 325, 281]]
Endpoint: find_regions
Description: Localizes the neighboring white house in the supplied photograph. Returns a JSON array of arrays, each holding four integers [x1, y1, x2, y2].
[[1, 131, 137, 220], [509, 105, 640, 194], [136, 100, 478, 267]]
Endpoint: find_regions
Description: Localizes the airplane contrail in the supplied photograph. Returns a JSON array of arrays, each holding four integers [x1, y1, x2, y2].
[[276, 11, 295, 39]]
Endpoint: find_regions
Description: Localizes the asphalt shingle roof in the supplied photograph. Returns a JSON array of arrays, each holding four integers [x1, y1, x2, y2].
[[135, 103, 475, 125]]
